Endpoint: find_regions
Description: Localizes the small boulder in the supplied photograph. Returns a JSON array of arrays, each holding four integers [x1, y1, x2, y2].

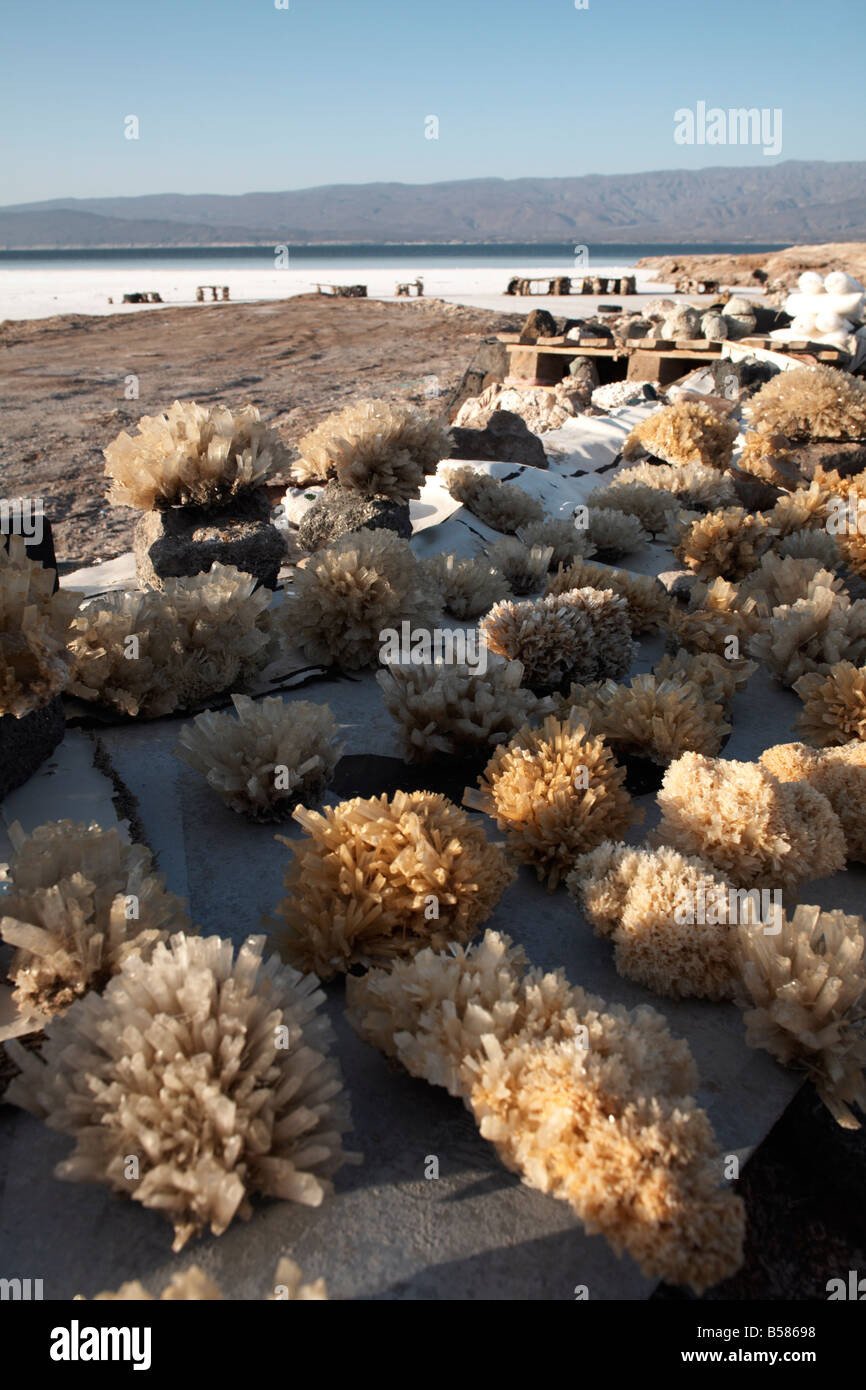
[[700, 312, 729, 341], [134, 490, 287, 589], [449, 410, 547, 469], [297, 480, 412, 551], [661, 304, 702, 339], [519, 309, 558, 341]]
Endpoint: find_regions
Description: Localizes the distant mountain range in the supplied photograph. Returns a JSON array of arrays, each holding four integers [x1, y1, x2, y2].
[[2, 162, 865, 248]]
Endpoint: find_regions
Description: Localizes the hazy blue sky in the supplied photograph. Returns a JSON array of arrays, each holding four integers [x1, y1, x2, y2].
[[1, 0, 863, 204]]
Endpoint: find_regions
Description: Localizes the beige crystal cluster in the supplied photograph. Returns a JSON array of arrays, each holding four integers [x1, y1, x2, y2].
[[0, 819, 191, 1021], [585, 506, 647, 558], [623, 400, 739, 469], [347, 930, 745, 1292], [546, 559, 670, 634], [292, 398, 451, 501], [1, 537, 79, 718], [175, 694, 343, 820], [464, 715, 637, 889], [270, 790, 513, 979], [674, 506, 771, 581], [68, 563, 274, 717], [793, 660, 866, 745], [420, 552, 509, 619], [84, 1257, 326, 1302], [558, 672, 730, 765], [569, 842, 739, 1001], [748, 586, 866, 687], [377, 657, 546, 762], [656, 751, 846, 892], [104, 400, 290, 510], [517, 518, 592, 569], [5, 933, 353, 1251], [746, 364, 866, 441], [760, 740, 866, 862], [484, 537, 553, 594], [445, 465, 545, 533], [587, 477, 681, 536], [735, 906, 866, 1128], [481, 587, 635, 691], [664, 576, 760, 658], [282, 529, 440, 670], [653, 649, 756, 709]]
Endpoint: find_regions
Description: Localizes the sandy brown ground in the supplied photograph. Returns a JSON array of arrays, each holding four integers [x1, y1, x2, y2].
[[638, 241, 866, 292], [0, 294, 520, 568]]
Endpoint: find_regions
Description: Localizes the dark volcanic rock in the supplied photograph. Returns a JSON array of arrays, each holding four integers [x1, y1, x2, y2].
[[134, 488, 286, 589], [787, 440, 866, 480], [298, 480, 412, 551], [519, 309, 558, 341], [0, 695, 65, 801], [449, 410, 547, 469]]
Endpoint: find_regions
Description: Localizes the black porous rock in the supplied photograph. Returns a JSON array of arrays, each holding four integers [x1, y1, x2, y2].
[[298, 480, 412, 552], [134, 488, 286, 590], [0, 695, 65, 802]]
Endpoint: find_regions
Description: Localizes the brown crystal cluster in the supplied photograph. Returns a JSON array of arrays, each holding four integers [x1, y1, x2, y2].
[[271, 790, 513, 978], [463, 715, 637, 888], [347, 930, 744, 1292], [292, 399, 451, 502], [481, 588, 635, 691]]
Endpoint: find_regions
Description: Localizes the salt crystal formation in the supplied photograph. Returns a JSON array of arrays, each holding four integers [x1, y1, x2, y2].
[[746, 365, 866, 441], [794, 660, 866, 745], [1, 536, 79, 718], [664, 576, 760, 657], [558, 672, 730, 764], [377, 657, 546, 762], [748, 587, 866, 687], [175, 694, 343, 821], [517, 518, 592, 569], [282, 529, 440, 670], [346, 930, 744, 1292], [739, 552, 845, 613], [104, 400, 290, 509], [775, 528, 839, 566], [546, 559, 670, 635], [586, 477, 680, 535], [5, 933, 353, 1250], [484, 537, 553, 594], [737, 431, 799, 485], [481, 588, 635, 691], [0, 819, 191, 1020], [271, 790, 513, 979], [675, 506, 771, 581], [653, 649, 756, 709], [735, 906, 866, 1128], [622, 400, 739, 469], [607, 461, 737, 514], [585, 506, 647, 559], [464, 715, 637, 889], [420, 552, 509, 618], [68, 564, 274, 717], [568, 842, 739, 1001], [444, 465, 545, 533], [768, 480, 829, 536], [656, 751, 846, 892], [760, 740, 866, 862], [291, 399, 451, 502], [84, 1257, 326, 1302]]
